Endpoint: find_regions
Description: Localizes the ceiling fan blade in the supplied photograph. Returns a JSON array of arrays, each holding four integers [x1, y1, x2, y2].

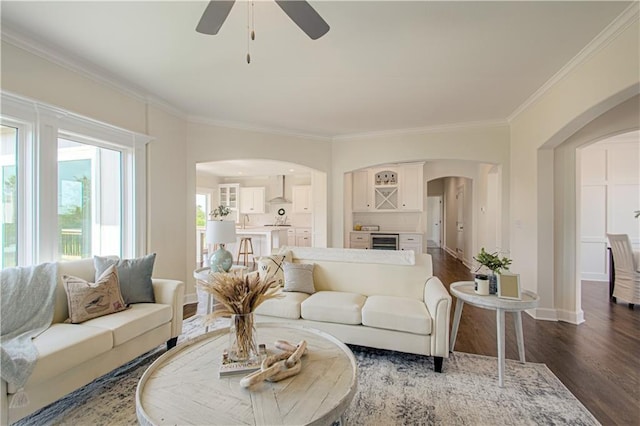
[[275, 1, 329, 40], [196, 1, 235, 35]]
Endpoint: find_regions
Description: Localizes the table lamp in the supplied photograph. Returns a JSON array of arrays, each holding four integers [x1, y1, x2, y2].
[[206, 220, 237, 272]]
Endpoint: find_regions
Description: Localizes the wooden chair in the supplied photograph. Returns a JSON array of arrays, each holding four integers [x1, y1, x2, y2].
[[607, 233, 640, 308]]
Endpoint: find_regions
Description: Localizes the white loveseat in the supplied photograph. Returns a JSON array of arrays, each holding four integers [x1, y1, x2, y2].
[[1, 258, 184, 425], [254, 247, 452, 372]]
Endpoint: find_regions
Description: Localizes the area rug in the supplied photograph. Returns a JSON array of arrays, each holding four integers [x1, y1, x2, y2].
[[15, 316, 599, 426]]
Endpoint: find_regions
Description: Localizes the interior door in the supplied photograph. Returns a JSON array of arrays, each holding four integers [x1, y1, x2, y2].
[[456, 185, 464, 259], [427, 196, 442, 248]]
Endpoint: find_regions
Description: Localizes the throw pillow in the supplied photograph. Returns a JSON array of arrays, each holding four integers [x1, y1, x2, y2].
[[63, 265, 127, 324], [283, 262, 316, 294], [257, 251, 292, 287], [94, 253, 156, 305]]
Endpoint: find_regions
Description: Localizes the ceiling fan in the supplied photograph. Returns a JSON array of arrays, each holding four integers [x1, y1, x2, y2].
[[196, 0, 330, 40]]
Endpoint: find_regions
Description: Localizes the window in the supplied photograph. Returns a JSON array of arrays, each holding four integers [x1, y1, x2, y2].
[[196, 193, 209, 228], [1, 92, 151, 265], [58, 138, 122, 260], [1, 125, 18, 268]]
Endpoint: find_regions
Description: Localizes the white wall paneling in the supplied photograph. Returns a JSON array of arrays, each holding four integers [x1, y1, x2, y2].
[[580, 136, 640, 281]]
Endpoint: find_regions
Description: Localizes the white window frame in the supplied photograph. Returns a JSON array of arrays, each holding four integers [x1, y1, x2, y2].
[[0, 116, 35, 266], [1, 91, 152, 264]]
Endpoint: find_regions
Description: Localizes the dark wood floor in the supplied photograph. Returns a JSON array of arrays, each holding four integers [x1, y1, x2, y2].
[[184, 249, 639, 425]]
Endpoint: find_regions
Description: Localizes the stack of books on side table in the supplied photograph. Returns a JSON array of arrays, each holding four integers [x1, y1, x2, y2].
[[219, 344, 267, 377]]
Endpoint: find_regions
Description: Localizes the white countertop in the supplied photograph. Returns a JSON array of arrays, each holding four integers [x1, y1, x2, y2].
[[235, 226, 291, 234], [350, 230, 423, 235]]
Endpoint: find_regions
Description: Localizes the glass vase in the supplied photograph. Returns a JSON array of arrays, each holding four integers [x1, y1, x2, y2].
[[228, 313, 258, 362], [489, 273, 498, 295]]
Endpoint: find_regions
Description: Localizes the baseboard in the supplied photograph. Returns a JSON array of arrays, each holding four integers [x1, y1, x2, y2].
[[184, 292, 198, 305], [557, 309, 585, 325], [527, 307, 585, 325], [443, 246, 457, 258], [527, 307, 558, 321], [581, 273, 608, 282]]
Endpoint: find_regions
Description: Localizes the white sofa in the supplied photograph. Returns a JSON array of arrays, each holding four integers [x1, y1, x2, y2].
[[254, 247, 452, 372], [1, 258, 184, 425]]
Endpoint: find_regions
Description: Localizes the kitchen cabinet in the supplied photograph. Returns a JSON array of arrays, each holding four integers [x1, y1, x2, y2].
[[292, 185, 312, 213], [372, 168, 399, 210], [352, 170, 371, 212], [287, 228, 311, 247], [399, 233, 423, 254], [239, 187, 265, 214], [218, 183, 240, 222], [352, 162, 423, 212], [399, 163, 423, 211], [349, 232, 370, 249]]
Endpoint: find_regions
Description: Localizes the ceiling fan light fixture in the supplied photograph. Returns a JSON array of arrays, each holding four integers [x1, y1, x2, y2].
[[197, 0, 329, 63]]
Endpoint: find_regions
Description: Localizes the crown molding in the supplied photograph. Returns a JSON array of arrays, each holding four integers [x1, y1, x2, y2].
[[187, 115, 333, 142], [0, 25, 188, 121], [332, 119, 509, 141], [507, 2, 640, 123]]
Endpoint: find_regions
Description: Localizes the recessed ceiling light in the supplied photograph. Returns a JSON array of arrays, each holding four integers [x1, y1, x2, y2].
[[289, 168, 295, 172]]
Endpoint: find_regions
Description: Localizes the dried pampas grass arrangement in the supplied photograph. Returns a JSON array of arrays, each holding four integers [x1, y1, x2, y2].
[[200, 273, 280, 321], [199, 272, 280, 360]]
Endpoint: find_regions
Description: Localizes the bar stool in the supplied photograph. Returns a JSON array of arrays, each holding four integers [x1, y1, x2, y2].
[[237, 237, 255, 267]]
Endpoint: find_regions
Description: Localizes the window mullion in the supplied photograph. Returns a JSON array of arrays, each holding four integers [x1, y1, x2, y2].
[[35, 108, 60, 263]]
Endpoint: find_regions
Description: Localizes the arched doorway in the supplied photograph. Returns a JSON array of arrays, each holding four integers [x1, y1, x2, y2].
[[538, 94, 639, 323]]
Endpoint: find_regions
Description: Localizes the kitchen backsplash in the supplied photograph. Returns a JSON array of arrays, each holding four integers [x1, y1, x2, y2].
[[352, 212, 423, 233], [241, 203, 312, 228]]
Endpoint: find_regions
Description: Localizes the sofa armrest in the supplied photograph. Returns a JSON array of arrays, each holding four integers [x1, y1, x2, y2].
[[424, 276, 452, 357], [152, 278, 184, 339], [1, 379, 8, 426]]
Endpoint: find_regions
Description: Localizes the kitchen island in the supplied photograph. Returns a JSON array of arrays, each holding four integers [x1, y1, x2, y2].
[[233, 226, 290, 258]]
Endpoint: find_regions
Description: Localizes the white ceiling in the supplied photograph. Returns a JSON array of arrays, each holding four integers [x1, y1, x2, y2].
[[196, 158, 313, 177], [1, 1, 631, 139]]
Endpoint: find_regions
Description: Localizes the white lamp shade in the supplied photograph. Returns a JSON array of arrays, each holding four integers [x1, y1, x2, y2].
[[206, 220, 237, 244]]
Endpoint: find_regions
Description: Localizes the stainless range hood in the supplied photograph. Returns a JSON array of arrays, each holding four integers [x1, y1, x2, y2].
[[268, 175, 291, 204]]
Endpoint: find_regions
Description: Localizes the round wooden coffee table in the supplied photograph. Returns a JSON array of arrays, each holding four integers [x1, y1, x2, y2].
[[136, 323, 358, 426]]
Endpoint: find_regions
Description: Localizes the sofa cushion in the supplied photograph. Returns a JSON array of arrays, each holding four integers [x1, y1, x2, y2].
[[8, 323, 113, 392], [63, 265, 127, 324], [94, 253, 156, 304], [81, 303, 173, 346], [254, 291, 309, 319], [362, 295, 432, 335], [257, 251, 292, 287], [283, 262, 315, 294], [301, 291, 366, 325]]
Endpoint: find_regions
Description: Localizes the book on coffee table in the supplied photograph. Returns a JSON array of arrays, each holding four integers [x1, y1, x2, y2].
[[219, 344, 267, 377]]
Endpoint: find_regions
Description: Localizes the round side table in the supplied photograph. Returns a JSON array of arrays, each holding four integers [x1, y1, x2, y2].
[[449, 281, 539, 387]]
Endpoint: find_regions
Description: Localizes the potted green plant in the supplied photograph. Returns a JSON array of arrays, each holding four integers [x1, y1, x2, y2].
[[473, 248, 512, 294], [210, 205, 231, 219]]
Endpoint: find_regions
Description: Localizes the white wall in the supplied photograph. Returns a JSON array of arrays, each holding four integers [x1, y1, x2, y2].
[[509, 13, 639, 323], [1, 40, 189, 287], [147, 106, 188, 282], [580, 133, 640, 281]]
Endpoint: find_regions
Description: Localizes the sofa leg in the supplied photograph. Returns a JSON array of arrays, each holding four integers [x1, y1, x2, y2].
[[167, 337, 178, 350], [434, 356, 443, 373]]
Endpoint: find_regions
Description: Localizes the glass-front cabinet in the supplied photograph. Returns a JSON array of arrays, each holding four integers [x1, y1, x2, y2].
[[218, 183, 240, 222], [373, 169, 398, 210]]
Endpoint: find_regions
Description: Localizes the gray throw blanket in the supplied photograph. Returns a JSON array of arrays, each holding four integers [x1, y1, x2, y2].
[[1, 263, 57, 390]]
